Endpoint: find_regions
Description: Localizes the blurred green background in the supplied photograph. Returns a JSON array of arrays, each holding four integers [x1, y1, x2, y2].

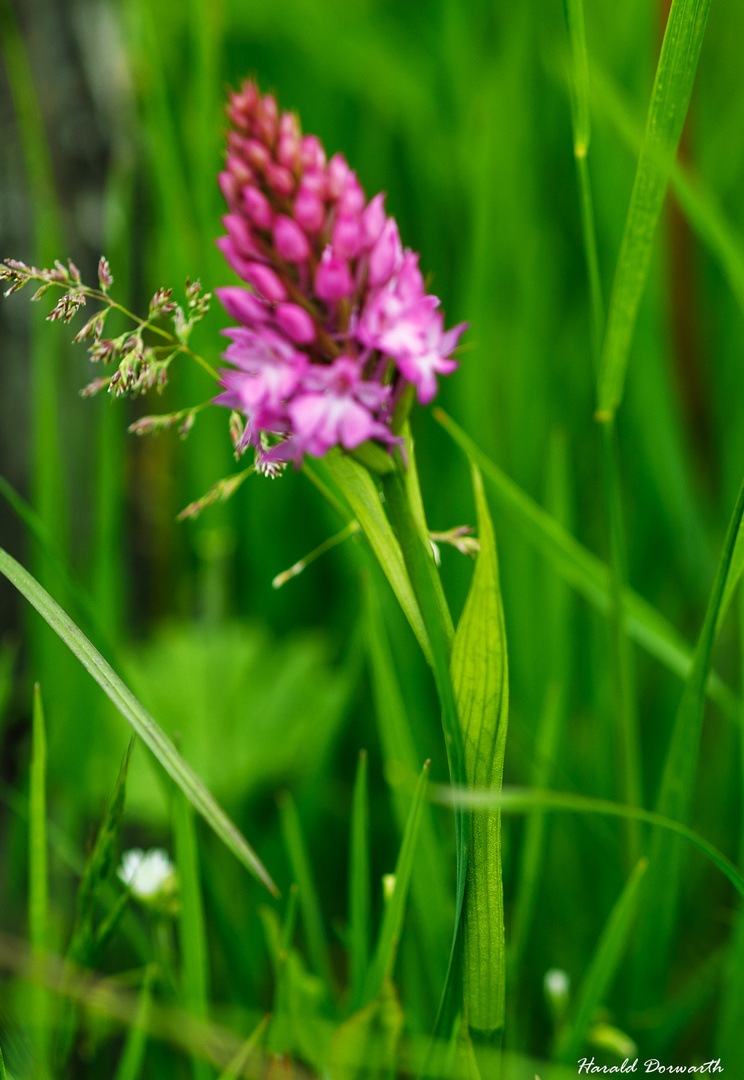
[[1, 0, 744, 1074]]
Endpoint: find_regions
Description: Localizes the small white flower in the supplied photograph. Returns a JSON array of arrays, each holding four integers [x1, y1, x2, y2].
[[543, 967, 570, 1006], [118, 848, 176, 901]]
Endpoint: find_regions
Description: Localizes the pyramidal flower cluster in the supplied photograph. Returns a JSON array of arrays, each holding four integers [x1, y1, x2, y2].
[[215, 79, 467, 470]]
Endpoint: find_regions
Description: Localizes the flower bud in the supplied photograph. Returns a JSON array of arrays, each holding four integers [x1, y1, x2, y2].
[[243, 138, 271, 172], [243, 186, 274, 229], [331, 214, 362, 259], [361, 192, 386, 248], [216, 285, 269, 325], [223, 213, 261, 258], [273, 215, 311, 262], [243, 262, 288, 302], [265, 162, 295, 197], [225, 153, 254, 186], [367, 218, 401, 287], [254, 93, 278, 143], [314, 247, 354, 302], [218, 171, 240, 208], [327, 152, 351, 198], [293, 186, 325, 233], [337, 175, 365, 216], [275, 302, 316, 344], [300, 134, 326, 171], [216, 236, 256, 281]]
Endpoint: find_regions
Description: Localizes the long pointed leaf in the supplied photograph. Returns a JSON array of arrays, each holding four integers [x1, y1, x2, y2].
[[557, 858, 648, 1062], [451, 464, 508, 1036], [596, 0, 712, 419], [632, 475, 744, 1005], [349, 750, 371, 1011], [434, 410, 738, 719], [0, 546, 278, 896]]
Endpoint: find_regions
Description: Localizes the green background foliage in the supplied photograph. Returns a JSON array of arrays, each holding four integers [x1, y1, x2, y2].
[[1, 0, 744, 1074]]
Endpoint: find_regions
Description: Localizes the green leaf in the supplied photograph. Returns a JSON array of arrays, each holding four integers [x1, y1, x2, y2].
[[113, 965, 156, 1080], [216, 1015, 271, 1080], [363, 760, 430, 1005], [0, 546, 278, 896], [278, 791, 335, 995], [431, 785, 744, 900], [556, 858, 648, 1062], [29, 682, 50, 1072], [173, 785, 212, 1080], [596, 0, 712, 419], [348, 750, 371, 1011], [363, 575, 452, 997], [632, 475, 744, 1006], [450, 464, 508, 1036], [323, 452, 432, 666], [434, 410, 738, 719], [329, 977, 403, 1080]]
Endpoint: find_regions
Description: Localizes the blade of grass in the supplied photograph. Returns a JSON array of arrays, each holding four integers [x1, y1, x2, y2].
[[509, 431, 572, 989], [217, 1014, 271, 1080], [277, 791, 335, 996], [29, 683, 50, 1074], [0, 1043, 5, 1080], [113, 965, 156, 1080], [348, 750, 371, 1011], [590, 61, 744, 320], [0, 546, 278, 896], [173, 785, 212, 1080], [362, 761, 430, 1005], [430, 785, 744, 900], [596, 0, 712, 420], [562, 0, 644, 864], [632, 474, 744, 1005], [434, 410, 739, 719], [363, 573, 452, 998], [451, 464, 508, 1039], [557, 858, 648, 1063]]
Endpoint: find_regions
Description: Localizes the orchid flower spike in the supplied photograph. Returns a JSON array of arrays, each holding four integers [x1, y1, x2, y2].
[[215, 79, 468, 472]]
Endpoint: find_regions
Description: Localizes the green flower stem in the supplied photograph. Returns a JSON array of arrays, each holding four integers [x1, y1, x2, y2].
[[380, 460, 469, 1027]]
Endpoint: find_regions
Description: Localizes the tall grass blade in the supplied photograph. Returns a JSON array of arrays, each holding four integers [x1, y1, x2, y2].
[[510, 432, 571, 987], [113, 965, 156, 1080], [0, 546, 277, 895], [590, 63, 744, 321], [173, 786, 212, 1080], [363, 761, 430, 1005], [0, 1043, 5, 1080], [349, 750, 371, 1010], [716, 587, 744, 1068], [278, 791, 335, 995], [324, 453, 432, 666], [29, 683, 49, 1073], [217, 1014, 271, 1080], [556, 858, 648, 1062], [596, 0, 712, 420], [632, 475, 744, 1005], [434, 410, 738, 718], [451, 464, 508, 1037], [431, 785, 744, 900]]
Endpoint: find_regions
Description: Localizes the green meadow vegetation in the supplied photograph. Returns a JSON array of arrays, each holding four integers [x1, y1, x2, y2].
[[1, 0, 744, 1076]]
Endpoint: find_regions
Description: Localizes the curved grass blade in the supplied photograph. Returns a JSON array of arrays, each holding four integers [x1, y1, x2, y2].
[[324, 453, 432, 666], [349, 750, 371, 1011], [556, 858, 648, 1063], [0, 546, 278, 897], [632, 475, 744, 1006], [29, 683, 50, 1073], [173, 787, 211, 1080], [363, 761, 430, 1005], [589, 63, 744, 321], [451, 464, 508, 1037], [278, 792, 335, 995], [217, 1014, 271, 1080], [113, 966, 156, 1080], [434, 410, 739, 719], [430, 785, 744, 900], [363, 576, 452, 1003], [596, 0, 712, 420]]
